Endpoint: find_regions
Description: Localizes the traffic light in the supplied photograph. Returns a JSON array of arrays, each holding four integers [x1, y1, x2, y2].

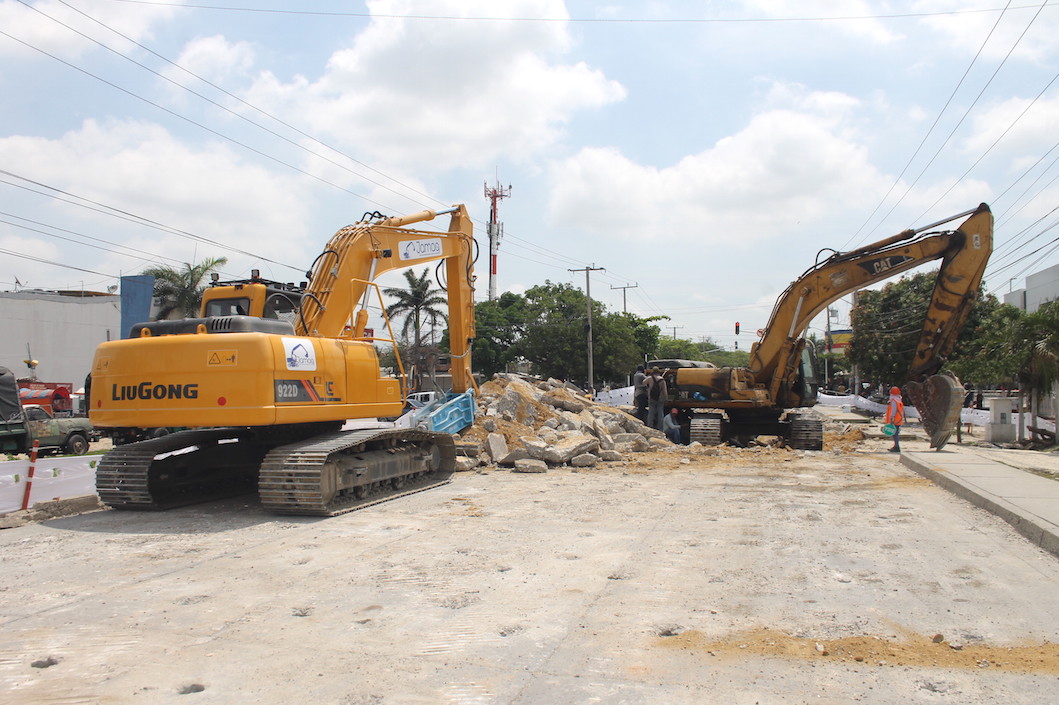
[[735, 321, 740, 335]]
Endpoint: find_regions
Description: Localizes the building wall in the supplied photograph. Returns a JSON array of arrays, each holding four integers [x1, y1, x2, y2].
[[1003, 262, 1059, 313], [0, 291, 121, 389]]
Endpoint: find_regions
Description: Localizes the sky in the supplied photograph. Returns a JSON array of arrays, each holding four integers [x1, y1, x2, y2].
[[1, 0, 1058, 357]]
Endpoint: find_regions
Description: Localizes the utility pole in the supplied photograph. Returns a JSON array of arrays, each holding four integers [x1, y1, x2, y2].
[[569, 264, 606, 394], [484, 179, 512, 301], [851, 290, 860, 395], [670, 325, 684, 339], [610, 283, 637, 313], [825, 306, 834, 387]]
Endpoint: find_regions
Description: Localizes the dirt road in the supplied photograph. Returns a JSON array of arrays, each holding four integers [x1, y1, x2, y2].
[[2, 445, 1059, 704]]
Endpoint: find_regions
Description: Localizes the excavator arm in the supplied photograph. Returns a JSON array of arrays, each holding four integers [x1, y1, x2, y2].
[[669, 204, 992, 451], [749, 203, 992, 409], [295, 205, 477, 394]]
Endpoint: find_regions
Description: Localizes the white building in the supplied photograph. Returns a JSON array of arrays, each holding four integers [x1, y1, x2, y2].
[[1003, 262, 1059, 313], [0, 290, 121, 388]]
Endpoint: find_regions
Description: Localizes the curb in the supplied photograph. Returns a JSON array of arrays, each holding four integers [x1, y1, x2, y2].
[[0, 494, 104, 529], [900, 454, 1059, 559]]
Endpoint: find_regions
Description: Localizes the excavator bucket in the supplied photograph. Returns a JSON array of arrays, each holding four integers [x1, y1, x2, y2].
[[905, 374, 964, 450]]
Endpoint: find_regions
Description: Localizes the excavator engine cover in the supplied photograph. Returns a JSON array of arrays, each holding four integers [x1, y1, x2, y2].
[[905, 374, 964, 450]]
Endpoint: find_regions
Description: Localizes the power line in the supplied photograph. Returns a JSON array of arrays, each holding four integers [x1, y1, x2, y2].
[[0, 169, 301, 272], [40, 0, 446, 210], [3, 10, 613, 287], [841, 0, 1014, 249], [103, 1, 1048, 25], [0, 246, 114, 278], [0, 26, 403, 219]]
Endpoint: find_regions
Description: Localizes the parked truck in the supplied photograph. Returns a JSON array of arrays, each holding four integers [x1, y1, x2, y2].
[[0, 366, 94, 456]]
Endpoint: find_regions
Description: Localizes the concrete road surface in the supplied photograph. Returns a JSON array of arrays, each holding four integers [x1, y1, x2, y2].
[[2, 447, 1059, 704]]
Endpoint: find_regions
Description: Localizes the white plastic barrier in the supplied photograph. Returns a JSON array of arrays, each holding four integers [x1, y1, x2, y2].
[[0, 454, 100, 515], [816, 391, 1056, 431], [594, 386, 632, 406], [538, 387, 1052, 434]]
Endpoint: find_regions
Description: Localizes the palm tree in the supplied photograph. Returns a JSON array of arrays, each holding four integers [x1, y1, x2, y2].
[[384, 269, 448, 388], [384, 268, 447, 349], [142, 257, 228, 319]]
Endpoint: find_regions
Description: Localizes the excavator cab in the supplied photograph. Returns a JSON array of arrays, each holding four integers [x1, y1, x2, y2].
[[202, 271, 305, 322], [791, 344, 821, 407]]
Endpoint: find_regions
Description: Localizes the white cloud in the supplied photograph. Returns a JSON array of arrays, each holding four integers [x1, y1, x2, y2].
[[165, 35, 257, 88], [548, 84, 886, 243], [916, 0, 1059, 65], [739, 0, 903, 45], [0, 0, 177, 60], [0, 119, 315, 284], [964, 93, 1059, 160], [240, 0, 624, 172]]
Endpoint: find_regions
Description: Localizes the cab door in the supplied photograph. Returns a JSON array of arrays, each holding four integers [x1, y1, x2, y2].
[[24, 406, 63, 448]]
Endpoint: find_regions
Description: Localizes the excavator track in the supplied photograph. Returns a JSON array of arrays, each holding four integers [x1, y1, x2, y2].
[[258, 428, 456, 516], [96, 428, 271, 510]]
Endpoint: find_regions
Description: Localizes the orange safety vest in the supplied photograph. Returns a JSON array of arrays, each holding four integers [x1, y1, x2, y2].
[[885, 396, 905, 426]]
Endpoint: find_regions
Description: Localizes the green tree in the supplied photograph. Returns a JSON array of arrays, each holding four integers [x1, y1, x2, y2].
[[1000, 301, 1059, 413], [514, 282, 594, 383], [471, 292, 527, 378], [848, 270, 1001, 386], [142, 257, 228, 319], [707, 349, 751, 368], [624, 313, 666, 362], [946, 303, 1024, 387], [592, 312, 642, 384], [511, 281, 641, 386], [383, 268, 447, 351], [655, 337, 707, 361]]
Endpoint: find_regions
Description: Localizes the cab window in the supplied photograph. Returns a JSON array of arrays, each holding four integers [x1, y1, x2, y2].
[[263, 293, 301, 323], [205, 298, 250, 317]]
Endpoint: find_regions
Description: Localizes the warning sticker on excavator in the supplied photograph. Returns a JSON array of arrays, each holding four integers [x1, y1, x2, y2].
[[208, 351, 237, 366]]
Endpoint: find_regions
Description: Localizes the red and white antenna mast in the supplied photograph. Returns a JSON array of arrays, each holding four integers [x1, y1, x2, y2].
[[484, 178, 512, 301]]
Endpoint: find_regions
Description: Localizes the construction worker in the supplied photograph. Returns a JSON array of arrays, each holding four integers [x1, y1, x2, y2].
[[663, 407, 685, 444], [632, 364, 648, 422], [646, 367, 667, 430], [885, 386, 905, 452]]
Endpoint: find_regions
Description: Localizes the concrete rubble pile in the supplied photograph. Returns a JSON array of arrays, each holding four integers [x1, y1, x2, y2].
[[453, 373, 674, 473]]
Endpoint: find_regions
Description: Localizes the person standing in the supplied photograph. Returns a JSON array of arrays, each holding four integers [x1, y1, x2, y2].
[[632, 364, 648, 422], [885, 386, 905, 452], [646, 367, 667, 430]]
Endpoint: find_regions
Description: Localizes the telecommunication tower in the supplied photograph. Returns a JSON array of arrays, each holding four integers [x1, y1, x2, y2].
[[484, 179, 512, 301]]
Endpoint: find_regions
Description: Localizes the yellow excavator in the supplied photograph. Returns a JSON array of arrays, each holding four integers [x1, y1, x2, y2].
[[89, 205, 477, 515], [653, 203, 993, 450]]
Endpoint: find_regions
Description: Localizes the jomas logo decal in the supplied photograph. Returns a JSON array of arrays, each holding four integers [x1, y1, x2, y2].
[[399, 239, 443, 260], [282, 338, 317, 371]]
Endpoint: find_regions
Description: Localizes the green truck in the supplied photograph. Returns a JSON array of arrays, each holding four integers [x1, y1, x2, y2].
[[0, 366, 94, 456]]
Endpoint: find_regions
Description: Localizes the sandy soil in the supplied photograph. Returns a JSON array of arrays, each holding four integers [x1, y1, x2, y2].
[[2, 428, 1059, 703]]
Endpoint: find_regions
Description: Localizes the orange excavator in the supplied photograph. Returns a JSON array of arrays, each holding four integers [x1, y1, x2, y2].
[[651, 203, 993, 450], [89, 205, 477, 515]]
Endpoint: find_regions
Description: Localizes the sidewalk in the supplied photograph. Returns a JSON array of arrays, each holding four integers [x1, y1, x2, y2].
[[815, 403, 1059, 559], [900, 447, 1059, 559]]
